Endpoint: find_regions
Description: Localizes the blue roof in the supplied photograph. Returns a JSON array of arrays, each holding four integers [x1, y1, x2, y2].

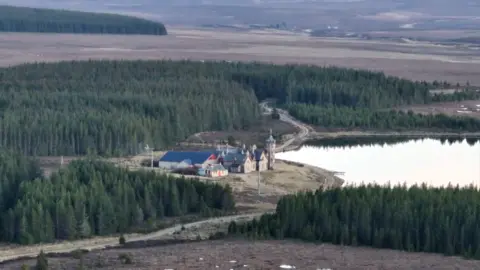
[[254, 149, 265, 161], [224, 152, 248, 163], [223, 149, 266, 163], [159, 151, 214, 164]]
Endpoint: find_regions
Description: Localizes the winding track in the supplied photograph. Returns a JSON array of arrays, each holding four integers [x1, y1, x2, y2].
[[0, 102, 308, 263], [260, 101, 311, 151], [0, 212, 269, 263]]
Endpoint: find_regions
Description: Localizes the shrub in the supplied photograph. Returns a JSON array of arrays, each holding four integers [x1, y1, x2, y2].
[[35, 250, 48, 270], [119, 234, 126, 245], [118, 253, 133, 264]]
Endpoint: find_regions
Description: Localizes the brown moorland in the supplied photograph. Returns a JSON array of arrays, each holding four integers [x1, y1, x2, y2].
[[1, 27, 480, 85], [3, 240, 480, 270]]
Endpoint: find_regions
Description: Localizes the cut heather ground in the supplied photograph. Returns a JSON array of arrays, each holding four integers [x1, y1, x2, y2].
[[4, 240, 480, 270], [0, 28, 480, 85]]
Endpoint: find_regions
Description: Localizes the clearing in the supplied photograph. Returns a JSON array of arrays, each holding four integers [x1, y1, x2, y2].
[[0, 28, 480, 84], [4, 240, 480, 270], [398, 100, 480, 119], [182, 116, 298, 148]]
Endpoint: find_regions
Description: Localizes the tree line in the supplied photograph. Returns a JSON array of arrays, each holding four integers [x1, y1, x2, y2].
[[228, 64, 434, 108], [0, 60, 477, 156], [0, 5, 167, 35], [0, 152, 235, 244], [228, 184, 480, 259], [287, 103, 480, 131], [305, 136, 479, 149]]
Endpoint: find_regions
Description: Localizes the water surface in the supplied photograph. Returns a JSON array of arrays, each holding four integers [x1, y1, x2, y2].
[[277, 138, 480, 187]]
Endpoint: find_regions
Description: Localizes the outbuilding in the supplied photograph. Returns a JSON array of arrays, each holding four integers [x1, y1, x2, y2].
[[158, 151, 217, 170], [205, 164, 228, 178]]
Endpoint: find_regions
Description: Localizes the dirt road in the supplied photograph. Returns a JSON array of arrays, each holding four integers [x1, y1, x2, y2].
[[0, 212, 267, 263], [260, 101, 312, 151]]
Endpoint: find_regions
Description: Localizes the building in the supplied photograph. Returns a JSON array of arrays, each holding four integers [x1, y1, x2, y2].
[[218, 146, 268, 173], [158, 151, 217, 170], [204, 164, 228, 177], [222, 150, 256, 173], [157, 129, 276, 174], [254, 149, 268, 171]]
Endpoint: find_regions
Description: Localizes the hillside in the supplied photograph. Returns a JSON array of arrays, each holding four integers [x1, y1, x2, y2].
[[0, 5, 167, 35], [1, 0, 478, 31], [3, 240, 480, 269], [229, 184, 480, 259], [0, 153, 235, 244], [0, 60, 478, 156]]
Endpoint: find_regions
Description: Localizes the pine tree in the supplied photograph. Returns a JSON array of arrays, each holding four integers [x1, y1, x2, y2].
[[18, 212, 32, 245], [35, 250, 48, 270], [134, 205, 144, 226]]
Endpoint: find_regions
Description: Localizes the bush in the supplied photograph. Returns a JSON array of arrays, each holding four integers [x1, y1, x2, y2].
[[71, 249, 86, 259], [119, 234, 126, 245], [227, 135, 236, 146], [94, 256, 107, 267], [118, 253, 133, 264], [78, 256, 85, 270], [35, 250, 48, 270], [209, 231, 227, 240], [271, 108, 280, 119]]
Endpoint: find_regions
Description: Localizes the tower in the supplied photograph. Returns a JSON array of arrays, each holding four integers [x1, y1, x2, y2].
[[265, 129, 276, 170]]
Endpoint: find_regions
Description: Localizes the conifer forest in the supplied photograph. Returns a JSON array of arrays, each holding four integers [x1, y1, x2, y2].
[[0, 59, 479, 248], [1, 60, 478, 157], [0, 5, 167, 35], [228, 184, 480, 259], [0, 152, 235, 244]]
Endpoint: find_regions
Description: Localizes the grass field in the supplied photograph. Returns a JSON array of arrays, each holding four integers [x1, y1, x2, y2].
[[1, 27, 480, 85]]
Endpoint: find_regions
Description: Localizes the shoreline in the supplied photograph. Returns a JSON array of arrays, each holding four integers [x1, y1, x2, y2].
[[274, 130, 480, 189], [308, 130, 480, 139], [277, 130, 480, 152], [276, 159, 345, 187]]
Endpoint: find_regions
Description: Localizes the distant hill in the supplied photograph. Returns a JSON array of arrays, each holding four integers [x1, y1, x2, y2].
[[0, 0, 478, 31], [0, 5, 167, 35]]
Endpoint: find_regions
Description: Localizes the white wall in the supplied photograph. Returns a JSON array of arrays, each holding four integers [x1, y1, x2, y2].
[[158, 161, 179, 170]]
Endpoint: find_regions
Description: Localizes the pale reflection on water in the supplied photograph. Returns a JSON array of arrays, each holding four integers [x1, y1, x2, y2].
[[277, 139, 480, 187]]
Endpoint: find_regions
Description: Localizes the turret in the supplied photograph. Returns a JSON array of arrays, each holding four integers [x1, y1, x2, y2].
[[265, 129, 276, 170], [250, 144, 257, 154]]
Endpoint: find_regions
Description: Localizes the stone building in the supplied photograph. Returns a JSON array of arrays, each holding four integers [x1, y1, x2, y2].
[[217, 130, 275, 173]]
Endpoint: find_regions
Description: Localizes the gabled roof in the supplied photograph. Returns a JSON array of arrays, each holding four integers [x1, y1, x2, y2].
[[208, 164, 227, 171], [159, 151, 214, 164], [253, 149, 265, 161], [224, 152, 249, 164], [223, 148, 267, 164]]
